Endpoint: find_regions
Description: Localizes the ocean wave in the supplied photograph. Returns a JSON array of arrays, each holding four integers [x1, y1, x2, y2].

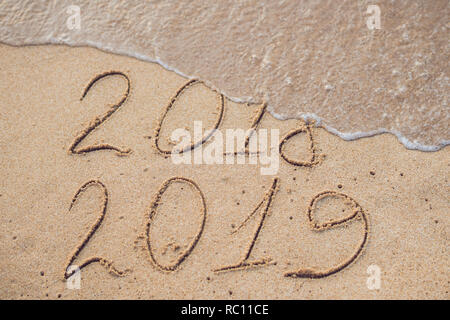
[[0, 0, 448, 151]]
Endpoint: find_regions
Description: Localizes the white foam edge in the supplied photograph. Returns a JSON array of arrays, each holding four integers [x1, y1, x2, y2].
[[3, 37, 448, 152]]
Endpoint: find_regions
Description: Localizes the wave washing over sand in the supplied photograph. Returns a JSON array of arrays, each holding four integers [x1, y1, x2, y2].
[[0, 0, 448, 150]]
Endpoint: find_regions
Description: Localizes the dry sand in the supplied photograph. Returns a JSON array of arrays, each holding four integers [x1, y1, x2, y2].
[[0, 44, 448, 299]]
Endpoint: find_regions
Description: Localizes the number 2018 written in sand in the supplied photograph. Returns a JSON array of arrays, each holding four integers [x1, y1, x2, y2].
[[64, 71, 369, 280]]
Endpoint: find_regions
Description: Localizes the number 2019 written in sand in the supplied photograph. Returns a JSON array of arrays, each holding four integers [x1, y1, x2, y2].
[[64, 71, 369, 280]]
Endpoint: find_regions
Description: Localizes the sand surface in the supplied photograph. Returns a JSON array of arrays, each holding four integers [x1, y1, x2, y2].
[[0, 44, 448, 299]]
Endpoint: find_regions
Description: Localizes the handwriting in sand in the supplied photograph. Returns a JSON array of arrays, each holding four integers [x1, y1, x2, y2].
[[64, 71, 369, 280]]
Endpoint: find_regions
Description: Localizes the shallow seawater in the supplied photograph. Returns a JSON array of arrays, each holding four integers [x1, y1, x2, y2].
[[0, 0, 448, 150]]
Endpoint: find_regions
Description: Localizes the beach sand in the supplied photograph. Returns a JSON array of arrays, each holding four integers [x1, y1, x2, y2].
[[0, 44, 448, 299]]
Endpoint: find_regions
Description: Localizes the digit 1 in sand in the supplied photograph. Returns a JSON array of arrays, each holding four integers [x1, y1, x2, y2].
[[213, 178, 279, 273]]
